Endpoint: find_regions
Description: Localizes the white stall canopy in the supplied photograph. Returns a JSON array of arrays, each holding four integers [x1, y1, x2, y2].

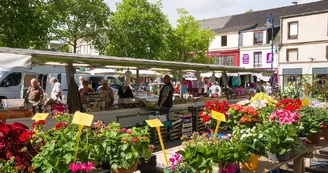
[[0, 53, 32, 68]]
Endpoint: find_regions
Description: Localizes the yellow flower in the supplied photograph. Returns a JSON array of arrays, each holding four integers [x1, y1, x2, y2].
[[302, 99, 310, 107]]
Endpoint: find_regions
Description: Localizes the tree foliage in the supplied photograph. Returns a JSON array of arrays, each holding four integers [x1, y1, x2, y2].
[[164, 9, 215, 63], [0, 0, 51, 49], [48, 0, 110, 53], [106, 0, 172, 59]]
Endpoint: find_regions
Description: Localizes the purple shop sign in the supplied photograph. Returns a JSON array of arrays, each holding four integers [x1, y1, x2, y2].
[[242, 54, 249, 64], [266, 53, 274, 63]]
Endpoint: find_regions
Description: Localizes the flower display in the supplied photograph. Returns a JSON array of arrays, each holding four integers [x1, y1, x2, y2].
[[69, 162, 94, 172], [19, 130, 35, 142], [250, 93, 277, 109], [198, 100, 230, 129], [276, 99, 302, 111], [227, 104, 259, 128], [309, 100, 328, 109], [32, 120, 46, 129], [269, 110, 300, 125], [54, 122, 68, 130]]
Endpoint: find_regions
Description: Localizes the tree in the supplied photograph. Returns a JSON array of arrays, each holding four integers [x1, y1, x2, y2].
[[106, 0, 172, 59], [245, 9, 253, 14], [48, 0, 110, 53], [164, 9, 215, 63], [0, 0, 51, 49]]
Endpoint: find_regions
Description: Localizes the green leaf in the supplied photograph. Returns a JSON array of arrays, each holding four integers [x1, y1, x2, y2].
[[126, 152, 132, 159], [122, 144, 128, 151]]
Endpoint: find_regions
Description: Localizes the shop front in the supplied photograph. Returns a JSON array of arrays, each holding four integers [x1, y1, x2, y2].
[[313, 67, 328, 85], [281, 68, 303, 87], [206, 50, 239, 67]]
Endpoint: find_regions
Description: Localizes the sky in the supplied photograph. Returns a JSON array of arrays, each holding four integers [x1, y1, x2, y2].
[[104, 0, 320, 26]]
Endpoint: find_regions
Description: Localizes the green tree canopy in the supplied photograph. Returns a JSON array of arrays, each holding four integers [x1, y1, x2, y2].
[[106, 0, 172, 59], [48, 0, 110, 53], [0, 0, 51, 49], [164, 9, 215, 63]]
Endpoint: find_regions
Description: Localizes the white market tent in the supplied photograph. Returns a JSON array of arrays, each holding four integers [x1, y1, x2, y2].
[[0, 47, 270, 74]]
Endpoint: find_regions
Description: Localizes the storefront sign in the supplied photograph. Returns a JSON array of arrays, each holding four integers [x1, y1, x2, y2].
[[266, 53, 273, 63], [242, 54, 249, 64]]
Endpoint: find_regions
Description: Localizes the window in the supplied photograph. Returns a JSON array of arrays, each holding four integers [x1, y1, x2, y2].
[[23, 74, 37, 87], [283, 75, 302, 88], [253, 52, 262, 67], [213, 56, 234, 66], [286, 49, 298, 62], [0, 72, 22, 87], [288, 22, 298, 39], [254, 31, 263, 44], [221, 36, 227, 47]]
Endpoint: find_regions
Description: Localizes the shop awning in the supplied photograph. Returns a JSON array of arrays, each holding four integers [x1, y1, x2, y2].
[[0, 53, 32, 68], [0, 47, 271, 74]]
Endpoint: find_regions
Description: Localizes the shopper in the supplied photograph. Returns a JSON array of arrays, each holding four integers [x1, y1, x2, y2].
[[78, 76, 84, 90], [79, 80, 93, 95], [209, 82, 219, 98], [158, 75, 174, 121], [27, 78, 44, 115], [97, 80, 114, 108], [96, 78, 104, 90], [45, 77, 62, 106]]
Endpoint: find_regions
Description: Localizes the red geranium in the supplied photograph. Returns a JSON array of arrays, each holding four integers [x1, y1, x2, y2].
[[54, 122, 68, 130], [19, 131, 35, 142], [198, 100, 230, 128], [276, 99, 302, 111], [32, 120, 46, 129]]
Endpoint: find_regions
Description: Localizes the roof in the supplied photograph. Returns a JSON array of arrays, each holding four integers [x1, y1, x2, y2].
[[0, 47, 269, 73], [200, 0, 328, 33], [280, 9, 328, 19]]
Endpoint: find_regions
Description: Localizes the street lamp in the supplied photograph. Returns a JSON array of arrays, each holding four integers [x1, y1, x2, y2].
[[265, 14, 274, 88]]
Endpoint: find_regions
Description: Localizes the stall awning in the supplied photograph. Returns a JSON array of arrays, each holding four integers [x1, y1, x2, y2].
[[0, 47, 271, 74], [0, 53, 32, 68], [312, 68, 328, 75]]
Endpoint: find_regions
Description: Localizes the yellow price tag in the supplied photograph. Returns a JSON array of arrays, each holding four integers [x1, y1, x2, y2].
[[145, 119, 164, 128], [32, 113, 49, 121], [72, 111, 94, 127], [211, 110, 226, 122], [145, 119, 168, 166]]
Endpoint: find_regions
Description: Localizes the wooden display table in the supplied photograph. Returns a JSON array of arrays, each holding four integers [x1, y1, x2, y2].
[[241, 139, 328, 173]]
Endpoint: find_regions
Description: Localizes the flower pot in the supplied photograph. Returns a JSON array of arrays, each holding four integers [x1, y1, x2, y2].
[[306, 133, 321, 144], [241, 154, 259, 170], [266, 150, 278, 161], [322, 129, 328, 140], [112, 162, 138, 173], [218, 162, 240, 173], [276, 151, 289, 162]]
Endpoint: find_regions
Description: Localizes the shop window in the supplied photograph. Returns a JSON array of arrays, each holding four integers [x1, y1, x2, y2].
[[253, 52, 262, 67], [0, 72, 22, 87], [254, 31, 263, 44], [221, 36, 227, 47], [286, 49, 298, 62], [283, 75, 302, 87], [288, 21, 298, 39], [213, 56, 234, 66]]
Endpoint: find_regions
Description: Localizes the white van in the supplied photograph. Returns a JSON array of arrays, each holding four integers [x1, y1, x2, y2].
[[0, 67, 122, 100]]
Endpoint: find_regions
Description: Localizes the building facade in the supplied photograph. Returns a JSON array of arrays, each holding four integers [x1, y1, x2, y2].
[[279, 10, 328, 87], [239, 27, 280, 83]]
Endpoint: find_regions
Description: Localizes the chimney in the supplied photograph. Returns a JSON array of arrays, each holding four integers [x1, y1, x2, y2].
[[292, 1, 298, 5]]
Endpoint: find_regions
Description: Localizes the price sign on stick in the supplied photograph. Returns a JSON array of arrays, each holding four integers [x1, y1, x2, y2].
[[211, 110, 226, 138], [145, 119, 169, 166], [32, 113, 48, 121], [72, 111, 94, 162]]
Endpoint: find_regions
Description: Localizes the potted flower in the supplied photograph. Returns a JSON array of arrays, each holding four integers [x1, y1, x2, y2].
[[0, 122, 44, 173], [212, 139, 247, 173], [178, 132, 218, 173], [263, 122, 299, 162], [198, 100, 230, 133], [299, 107, 324, 144], [233, 125, 267, 170], [163, 153, 192, 173], [250, 93, 277, 109], [100, 122, 153, 173], [227, 104, 259, 129]]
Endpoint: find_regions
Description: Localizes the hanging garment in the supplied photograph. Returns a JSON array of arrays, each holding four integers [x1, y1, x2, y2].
[[232, 76, 237, 87], [236, 76, 242, 87], [250, 75, 254, 83]]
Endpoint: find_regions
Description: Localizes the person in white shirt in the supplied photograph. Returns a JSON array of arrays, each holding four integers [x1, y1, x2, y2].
[[50, 77, 62, 102], [45, 77, 62, 107], [209, 82, 219, 98], [203, 81, 208, 95], [78, 76, 84, 90]]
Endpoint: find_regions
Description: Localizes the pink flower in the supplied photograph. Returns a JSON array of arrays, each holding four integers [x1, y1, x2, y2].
[[69, 162, 94, 172], [121, 128, 127, 132], [69, 163, 79, 172], [126, 129, 132, 134], [131, 137, 137, 143]]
